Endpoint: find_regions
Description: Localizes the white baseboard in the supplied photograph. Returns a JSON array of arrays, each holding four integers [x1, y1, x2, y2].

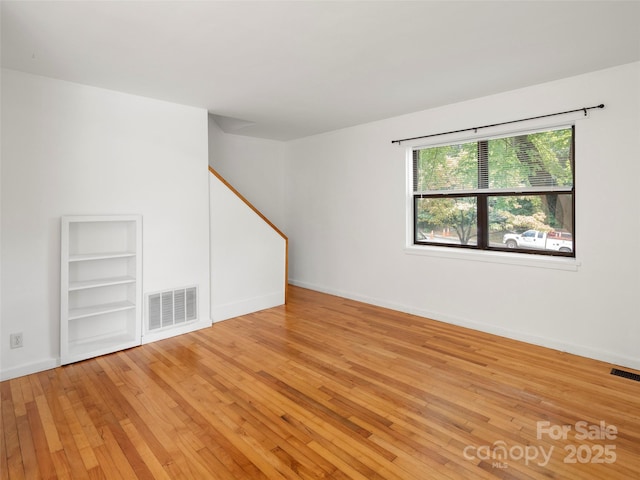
[[1, 320, 214, 381], [0, 358, 59, 382], [142, 318, 212, 344], [289, 279, 640, 372], [211, 291, 284, 322]]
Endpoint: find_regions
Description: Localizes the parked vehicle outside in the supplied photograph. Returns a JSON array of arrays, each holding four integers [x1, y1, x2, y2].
[[503, 230, 572, 252]]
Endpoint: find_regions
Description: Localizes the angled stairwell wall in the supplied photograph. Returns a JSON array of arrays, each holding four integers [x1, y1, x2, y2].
[[209, 167, 287, 321]]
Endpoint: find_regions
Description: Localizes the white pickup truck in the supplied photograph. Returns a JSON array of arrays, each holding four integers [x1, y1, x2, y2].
[[503, 230, 573, 252]]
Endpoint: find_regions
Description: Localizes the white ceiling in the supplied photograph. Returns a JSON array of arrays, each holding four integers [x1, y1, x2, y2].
[[2, 1, 639, 141]]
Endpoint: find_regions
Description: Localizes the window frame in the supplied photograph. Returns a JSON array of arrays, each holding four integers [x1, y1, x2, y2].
[[408, 125, 576, 258]]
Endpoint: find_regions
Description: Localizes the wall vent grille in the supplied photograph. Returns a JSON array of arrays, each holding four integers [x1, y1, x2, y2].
[[147, 286, 197, 331]]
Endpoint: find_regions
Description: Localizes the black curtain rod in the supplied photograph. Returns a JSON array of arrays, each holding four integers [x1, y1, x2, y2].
[[391, 103, 605, 145]]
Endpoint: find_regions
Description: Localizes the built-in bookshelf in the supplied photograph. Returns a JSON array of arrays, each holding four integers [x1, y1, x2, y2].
[[60, 215, 142, 365]]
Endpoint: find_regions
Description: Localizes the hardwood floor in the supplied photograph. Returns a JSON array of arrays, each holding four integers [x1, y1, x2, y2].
[[2, 286, 640, 479]]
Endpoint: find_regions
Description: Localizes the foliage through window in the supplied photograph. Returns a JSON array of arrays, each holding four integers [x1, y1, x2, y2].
[[412, 126, 574, 256]]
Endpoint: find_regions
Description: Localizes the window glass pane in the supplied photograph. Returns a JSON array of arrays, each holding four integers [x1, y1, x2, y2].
[[488, 194, 573, 252], [414, 142, 478, 192], [415, 197, 477, 246], [411, 127, 574, 256], [488, 128, 573, 189]]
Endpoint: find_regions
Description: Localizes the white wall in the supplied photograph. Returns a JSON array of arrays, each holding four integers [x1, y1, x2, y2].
[[1, 69, 211, 380], [286, 62, 640, 370], [207, 115, 287, 321], [209, 172, 286, 321], [208, 116, 286, 230]]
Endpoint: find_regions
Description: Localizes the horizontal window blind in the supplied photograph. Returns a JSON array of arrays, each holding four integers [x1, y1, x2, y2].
[[413, 128, 573, 197]]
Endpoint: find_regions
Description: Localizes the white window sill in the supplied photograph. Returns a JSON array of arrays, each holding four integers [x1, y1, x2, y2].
[[404, 245, 581, 271]]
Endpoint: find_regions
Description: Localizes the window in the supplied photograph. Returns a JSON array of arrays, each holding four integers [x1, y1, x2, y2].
[[411, 126, 574, 256]]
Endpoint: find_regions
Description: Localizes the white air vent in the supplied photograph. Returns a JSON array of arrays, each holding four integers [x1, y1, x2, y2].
[[147, 286, 197, 331]]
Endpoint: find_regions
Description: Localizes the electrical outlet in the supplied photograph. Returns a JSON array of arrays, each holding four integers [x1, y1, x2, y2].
[[10, 333, 23, 349]]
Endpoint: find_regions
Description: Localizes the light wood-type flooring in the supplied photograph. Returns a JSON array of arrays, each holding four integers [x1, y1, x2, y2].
[[2, 286, 639, 479]]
